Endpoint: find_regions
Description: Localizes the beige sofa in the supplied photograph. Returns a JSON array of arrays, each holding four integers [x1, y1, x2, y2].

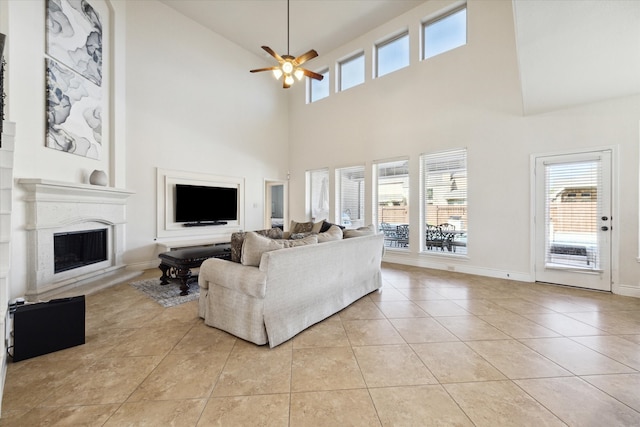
[[198, 230, 384, 347]]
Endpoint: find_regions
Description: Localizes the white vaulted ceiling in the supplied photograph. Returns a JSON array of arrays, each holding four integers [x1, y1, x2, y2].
[[159, 0, 640, 114], [159, 0, 424, 61]]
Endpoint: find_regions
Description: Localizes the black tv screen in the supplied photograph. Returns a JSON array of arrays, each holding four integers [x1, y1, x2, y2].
[[175, 184, 238, 224]]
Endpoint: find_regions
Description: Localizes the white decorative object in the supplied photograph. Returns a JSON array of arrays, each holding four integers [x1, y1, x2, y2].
[[89, 169, 107, 186]]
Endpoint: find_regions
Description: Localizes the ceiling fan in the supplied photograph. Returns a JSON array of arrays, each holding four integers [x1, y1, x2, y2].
[[250, 0, 324, 89]]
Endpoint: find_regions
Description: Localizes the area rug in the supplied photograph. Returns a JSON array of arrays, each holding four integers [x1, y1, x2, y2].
[[130, 279, 199, 308]]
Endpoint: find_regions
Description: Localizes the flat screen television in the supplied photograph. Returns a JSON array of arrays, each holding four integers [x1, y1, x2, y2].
[[175, 184, 238, 225]]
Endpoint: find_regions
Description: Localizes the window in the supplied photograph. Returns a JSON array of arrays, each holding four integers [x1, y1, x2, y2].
[[376, 31, 410, 78], [308, 168, 329, 222], [339, 52, 365, 91], [309, 69, 329, 103], [375, 159, 410, 249], [336, 166, 365, 228], [421, 149, 467, 254], [423, 6, 467, 59]]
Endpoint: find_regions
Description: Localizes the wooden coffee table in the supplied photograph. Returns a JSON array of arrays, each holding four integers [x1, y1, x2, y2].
[[158, 244, 231, 295]]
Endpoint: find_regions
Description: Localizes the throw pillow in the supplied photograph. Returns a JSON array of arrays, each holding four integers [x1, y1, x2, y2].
[[241, 232, 285, 266], [319, 220, 345, 233], [290, 232, 313, 240], [281, 234, 318, 248], [317, 224, 343, 243], [230, 227, 284, 263], [343, 224, 376, 239], [240, 233, 319, 267], [290, 220, 324, 234]]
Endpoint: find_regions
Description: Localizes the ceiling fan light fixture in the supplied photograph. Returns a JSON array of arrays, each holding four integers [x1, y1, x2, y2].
[[249, 0, 322, 89], [282, 61, 294, 74]]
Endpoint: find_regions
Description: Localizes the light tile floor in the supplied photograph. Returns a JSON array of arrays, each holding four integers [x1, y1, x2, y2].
[[2, 263, 640, 426]]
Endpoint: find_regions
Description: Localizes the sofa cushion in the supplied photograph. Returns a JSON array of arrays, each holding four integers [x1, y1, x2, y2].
[[231, 228, 283, 262], [241, 232, 318, 266], [317, 224, 343, 242], [343, 224, 377, 238]]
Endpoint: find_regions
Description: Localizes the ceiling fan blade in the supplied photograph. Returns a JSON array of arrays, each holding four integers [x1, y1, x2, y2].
[[250, 67, 279, 73], [295, 49, 318, 66], [300, 68, 324, 81], [262, 46, 283, 63]]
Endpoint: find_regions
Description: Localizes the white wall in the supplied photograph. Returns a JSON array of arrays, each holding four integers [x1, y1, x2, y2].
[[3, 0, 290, 297], [122, 1, 290, 268], [286, 0, 640, 291], [3, 0, 115, 298]]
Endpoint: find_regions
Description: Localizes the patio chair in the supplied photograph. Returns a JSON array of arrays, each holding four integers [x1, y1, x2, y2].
[[438, 223, 456, 252]]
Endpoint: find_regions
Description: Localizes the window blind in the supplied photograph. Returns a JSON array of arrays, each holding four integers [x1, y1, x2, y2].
[[544, 159, 600, 269], [309, 168, 329, 222], [336, 166, 365, 228], [421, 148, 467, 254], [376, 159, 410, 247]]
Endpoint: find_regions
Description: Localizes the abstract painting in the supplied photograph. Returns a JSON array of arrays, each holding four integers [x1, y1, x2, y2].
[[46, 0, 102, 86], [46, 58, 102, 159]]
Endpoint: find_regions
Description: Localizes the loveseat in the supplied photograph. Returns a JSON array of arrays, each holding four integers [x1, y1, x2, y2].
[[198, 224, 384, 347]]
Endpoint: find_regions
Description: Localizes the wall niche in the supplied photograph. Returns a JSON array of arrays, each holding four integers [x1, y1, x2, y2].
[[156, 168, 244, 243]]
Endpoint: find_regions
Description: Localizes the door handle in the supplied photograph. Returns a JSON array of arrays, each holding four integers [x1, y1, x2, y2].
[[601, 226, 609, 231], [601, 216, 608, 221]]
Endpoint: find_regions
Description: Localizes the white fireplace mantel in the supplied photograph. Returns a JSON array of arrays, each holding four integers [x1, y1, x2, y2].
[[18, 178, 136, 301]]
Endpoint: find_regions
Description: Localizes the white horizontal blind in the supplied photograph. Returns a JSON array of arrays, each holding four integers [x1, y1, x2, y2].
[[421, 149, 467, 254], [309, 168, 329, 222], [544, 159, 600, 269], [336, 166, 365, 228], [376, 159, 410, 248]]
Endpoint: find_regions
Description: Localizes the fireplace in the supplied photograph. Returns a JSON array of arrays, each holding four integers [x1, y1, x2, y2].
[[54, 228, 108, 273], [19, 178, 136, 301]]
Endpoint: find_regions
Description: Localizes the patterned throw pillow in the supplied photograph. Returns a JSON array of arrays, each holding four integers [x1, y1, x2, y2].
[[230, 227, 283, 262], [290, 220, 324, 234], [240, 232, 318, 266]]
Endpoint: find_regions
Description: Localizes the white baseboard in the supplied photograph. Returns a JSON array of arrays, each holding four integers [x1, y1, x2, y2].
[[613, 283, 640, 298], [382, 252, 533, 283]]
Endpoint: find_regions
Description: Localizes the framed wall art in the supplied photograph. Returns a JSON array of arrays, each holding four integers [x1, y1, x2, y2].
[[45, 0, 102, 159]]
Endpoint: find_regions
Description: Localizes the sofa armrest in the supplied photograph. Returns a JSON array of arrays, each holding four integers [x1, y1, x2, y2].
[[199, 258, 267, 299]]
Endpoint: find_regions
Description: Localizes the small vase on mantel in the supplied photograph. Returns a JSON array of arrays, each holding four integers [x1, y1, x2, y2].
[[89, 169, 107, 186]]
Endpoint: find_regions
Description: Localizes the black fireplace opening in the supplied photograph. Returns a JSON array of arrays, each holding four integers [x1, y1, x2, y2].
[[54, 228, 108, 274]]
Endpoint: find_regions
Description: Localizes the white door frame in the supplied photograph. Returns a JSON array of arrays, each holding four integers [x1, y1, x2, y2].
[[530, 146, 618, 291], [264, 180, 288, 230]]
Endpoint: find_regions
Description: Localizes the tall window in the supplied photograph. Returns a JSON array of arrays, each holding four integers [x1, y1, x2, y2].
[[308, 168, 329, 222], [376, 31, 410, 78], [336, 166, 365, 228], [339, 51, 365, 91], [423, 6, 467, 60], [421, 149, 467, 254], [375, 159, 410, 248], [309, 69, 329, 103]]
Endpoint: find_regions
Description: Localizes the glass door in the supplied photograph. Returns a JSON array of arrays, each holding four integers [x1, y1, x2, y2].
[[534, 150, 611, 291]]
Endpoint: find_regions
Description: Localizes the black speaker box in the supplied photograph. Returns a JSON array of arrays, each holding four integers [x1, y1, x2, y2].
[[12, 295, 85, 362]]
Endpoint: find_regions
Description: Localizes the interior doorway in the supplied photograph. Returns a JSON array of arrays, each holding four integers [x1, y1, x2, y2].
[[265, 180, 288, 230], [533, 150, 612, 291]]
